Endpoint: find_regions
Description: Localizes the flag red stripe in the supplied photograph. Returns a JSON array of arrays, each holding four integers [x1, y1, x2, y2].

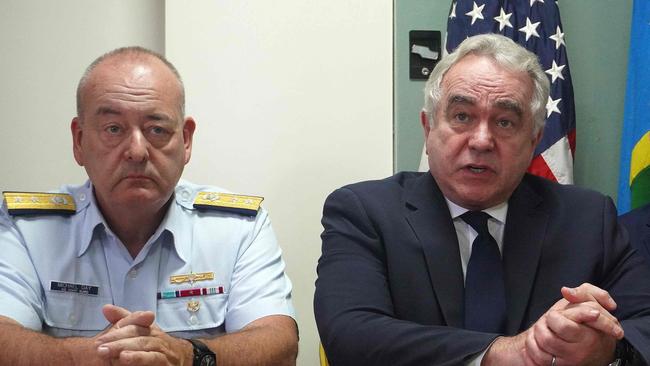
[[527, 155, 558, 182]]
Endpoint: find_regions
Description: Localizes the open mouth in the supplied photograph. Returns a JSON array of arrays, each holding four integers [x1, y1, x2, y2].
[[467, 165, 487, 173]]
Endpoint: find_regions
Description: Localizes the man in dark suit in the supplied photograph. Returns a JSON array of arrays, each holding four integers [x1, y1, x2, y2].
[[314, 34, 650, 366], [620, 203, 650, 264]]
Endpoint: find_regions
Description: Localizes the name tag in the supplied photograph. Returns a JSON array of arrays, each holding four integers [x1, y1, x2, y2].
[[50, 281, 99, 296]]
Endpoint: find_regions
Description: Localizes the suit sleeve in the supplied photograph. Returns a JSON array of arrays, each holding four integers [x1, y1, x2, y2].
[[619, 206, 650, 264], [314, 188, 496, 366], [601, 198, 650, 365]]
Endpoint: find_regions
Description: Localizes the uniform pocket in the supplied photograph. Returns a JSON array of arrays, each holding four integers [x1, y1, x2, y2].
[[156, 293, 228, 333], [43, 292, 111, 336]]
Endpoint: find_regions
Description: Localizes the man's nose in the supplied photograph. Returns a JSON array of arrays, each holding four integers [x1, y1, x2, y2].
[[123, 129, 149, 162], [468, 121, 495, 151]]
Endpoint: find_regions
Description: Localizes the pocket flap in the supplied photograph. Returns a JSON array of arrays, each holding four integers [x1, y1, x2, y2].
[[44, 292, 111, 331], [156, 294, 228, 332]]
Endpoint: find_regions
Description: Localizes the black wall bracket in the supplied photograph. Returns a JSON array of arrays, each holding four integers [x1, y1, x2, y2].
[[409, 30, 442, 80]]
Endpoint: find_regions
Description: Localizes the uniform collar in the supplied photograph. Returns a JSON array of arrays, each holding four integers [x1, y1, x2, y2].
[[165, 179, 232, 264], [77, 181, 105, 257], [157, 187, 193, 264], [77, 181, 190, 264]]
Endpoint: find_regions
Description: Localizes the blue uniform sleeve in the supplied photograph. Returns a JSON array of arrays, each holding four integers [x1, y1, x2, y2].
[[0, 210, 45, 330], [224, 208, 295, 332]]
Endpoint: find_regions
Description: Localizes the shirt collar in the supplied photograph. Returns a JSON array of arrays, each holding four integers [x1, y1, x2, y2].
[[77, 182, 189, 264], [158, 191, 191, 264], [445, 197, 508, 224], [77, 181, 104, 257]]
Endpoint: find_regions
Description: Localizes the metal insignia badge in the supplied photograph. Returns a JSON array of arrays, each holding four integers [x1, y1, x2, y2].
[[170, 272, 215, 285], [187, 300, 201, 313]]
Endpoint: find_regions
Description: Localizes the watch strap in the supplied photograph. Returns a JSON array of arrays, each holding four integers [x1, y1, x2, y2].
[[612, 338, 637, 366], [187, 338, 216, 366]]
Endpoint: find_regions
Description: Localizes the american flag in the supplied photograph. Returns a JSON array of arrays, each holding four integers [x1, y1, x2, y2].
[[421, 0, 576, 184]]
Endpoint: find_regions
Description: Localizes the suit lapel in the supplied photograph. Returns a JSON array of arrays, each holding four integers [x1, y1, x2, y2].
[[404, 174, 465, 327], [502, 176, 550, 334]]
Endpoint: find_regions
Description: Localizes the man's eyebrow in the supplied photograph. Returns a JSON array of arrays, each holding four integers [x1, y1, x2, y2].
[[494, 99, 523, 118], [147, 113, 172, 121], [446, 94, 476, 108], [95, 106, 121, 116], [94, 108, 173, 122]]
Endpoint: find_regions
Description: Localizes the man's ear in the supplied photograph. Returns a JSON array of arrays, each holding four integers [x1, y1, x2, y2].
[[420, 111, 431, 138], [182, 117, 196, 164], [71, 117, 84, 166]]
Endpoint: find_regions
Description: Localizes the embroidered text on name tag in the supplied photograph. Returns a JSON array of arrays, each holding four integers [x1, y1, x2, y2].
[[50, 281, 99, 296]]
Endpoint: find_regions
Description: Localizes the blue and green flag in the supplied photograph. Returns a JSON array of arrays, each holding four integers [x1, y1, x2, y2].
[[618, 0, 650, 213]]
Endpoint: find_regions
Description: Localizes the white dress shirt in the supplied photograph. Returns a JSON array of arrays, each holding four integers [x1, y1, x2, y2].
[[444, 198, 509, 366]]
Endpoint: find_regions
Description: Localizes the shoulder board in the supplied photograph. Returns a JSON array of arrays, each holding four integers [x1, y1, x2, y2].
[[3, 191, 76, 216], [193, 192, 263, 217]]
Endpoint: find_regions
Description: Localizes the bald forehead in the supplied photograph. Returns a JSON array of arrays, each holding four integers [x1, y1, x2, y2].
[[87, 53, 178, 89], [77, 52, 185, 118]]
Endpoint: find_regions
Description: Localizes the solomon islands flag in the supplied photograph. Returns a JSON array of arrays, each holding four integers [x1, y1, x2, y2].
[[617, 0, 650, 213]]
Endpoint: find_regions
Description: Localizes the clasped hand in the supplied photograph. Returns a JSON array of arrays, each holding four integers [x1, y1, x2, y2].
[[521, 283, 623, 366], [92, 304, 191, 366]]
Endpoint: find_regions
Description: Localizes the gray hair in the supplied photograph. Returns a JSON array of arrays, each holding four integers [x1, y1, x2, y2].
[[422, 33, 549, 134], [76, 46, 185, 118]]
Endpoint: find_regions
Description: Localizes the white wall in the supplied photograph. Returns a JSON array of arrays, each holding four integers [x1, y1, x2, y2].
[[166, 2, 393, 364], [0, 0, 165, 190], [1, 1, 393, 364]]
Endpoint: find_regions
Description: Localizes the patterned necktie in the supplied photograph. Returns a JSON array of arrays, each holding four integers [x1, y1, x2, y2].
[[462, 211, 506, 333]]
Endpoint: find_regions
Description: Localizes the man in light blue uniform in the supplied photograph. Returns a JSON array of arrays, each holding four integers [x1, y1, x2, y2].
[[0, 47, 297, 366]]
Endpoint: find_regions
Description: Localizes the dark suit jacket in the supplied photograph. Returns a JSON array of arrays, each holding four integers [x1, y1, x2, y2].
[[620, 203, 650, 265], [314, 172, 650, 366]]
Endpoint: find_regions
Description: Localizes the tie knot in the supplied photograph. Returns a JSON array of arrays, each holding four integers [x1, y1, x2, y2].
[[461, 211, 491, 236]]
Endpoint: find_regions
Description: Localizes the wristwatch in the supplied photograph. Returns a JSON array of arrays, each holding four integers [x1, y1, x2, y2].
[[608, 339, 633, 366], [187, 339, 217, 366]]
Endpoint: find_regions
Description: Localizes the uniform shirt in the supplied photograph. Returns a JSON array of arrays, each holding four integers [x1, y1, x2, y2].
[[0, 180, 295, 339]]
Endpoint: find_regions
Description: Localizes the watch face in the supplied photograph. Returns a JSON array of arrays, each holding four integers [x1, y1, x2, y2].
[[200, 355, 216, 366]]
